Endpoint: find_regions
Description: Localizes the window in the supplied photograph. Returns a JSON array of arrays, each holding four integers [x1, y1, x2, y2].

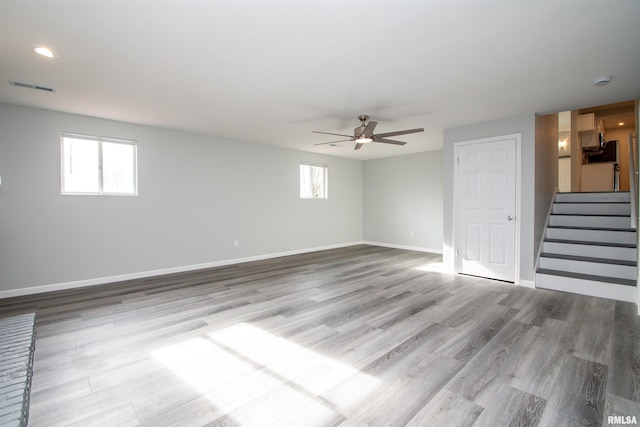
[[300, 162, 327, 199], [61, 132, 137, 195]]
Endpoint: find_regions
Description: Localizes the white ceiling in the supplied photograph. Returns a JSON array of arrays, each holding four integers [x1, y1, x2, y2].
[[1, 0, 639, 160]]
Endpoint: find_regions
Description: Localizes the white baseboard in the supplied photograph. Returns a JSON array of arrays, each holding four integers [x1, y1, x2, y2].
[[0, 241, 365, 299], [518, 279, 536, 288], [363, 241, 443, 254]]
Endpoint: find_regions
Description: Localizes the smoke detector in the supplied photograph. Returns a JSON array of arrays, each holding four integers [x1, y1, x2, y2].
[[593, 76, 612, 86]]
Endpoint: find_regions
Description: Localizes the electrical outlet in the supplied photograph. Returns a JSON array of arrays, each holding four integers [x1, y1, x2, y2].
[[234, 240, 239, 247], [410, 231, 414, 238]]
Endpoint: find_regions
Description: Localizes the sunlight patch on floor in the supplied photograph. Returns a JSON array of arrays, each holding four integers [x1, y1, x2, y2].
[[414, 261, 453, 274], [152, 323, 379, 425]]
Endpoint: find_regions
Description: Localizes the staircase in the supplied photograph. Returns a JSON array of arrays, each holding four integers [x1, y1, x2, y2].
[[536, 191, 638, 302]]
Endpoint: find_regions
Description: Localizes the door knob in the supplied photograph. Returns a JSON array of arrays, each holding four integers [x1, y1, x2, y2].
[[507, 215, 514, 221]]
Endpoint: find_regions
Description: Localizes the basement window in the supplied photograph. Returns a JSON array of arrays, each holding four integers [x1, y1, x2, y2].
[[61, 132, 137, 195], [300, 162, 328, 199]]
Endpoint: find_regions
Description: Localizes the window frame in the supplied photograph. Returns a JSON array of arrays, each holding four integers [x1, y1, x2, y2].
[[300, 161, 328, 199], [61, 132, 138, 196]]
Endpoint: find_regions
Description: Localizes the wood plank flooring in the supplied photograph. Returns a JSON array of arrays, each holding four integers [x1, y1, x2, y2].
[[0, 245, 639, 426]]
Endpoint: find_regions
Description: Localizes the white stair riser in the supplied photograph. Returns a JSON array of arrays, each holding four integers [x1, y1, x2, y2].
[[546, 228, 637, 245], [542, 241, 637, 261], [552, 203, 630, 215], [536, 273, 636, 302], [555, 192, 631, 203], [549, 215, 631, 228], [538, 257, 637, 280], [541, 192, 637, 303]]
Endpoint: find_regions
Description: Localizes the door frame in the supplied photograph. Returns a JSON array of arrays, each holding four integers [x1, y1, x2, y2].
[[453, 133, 522, 285]]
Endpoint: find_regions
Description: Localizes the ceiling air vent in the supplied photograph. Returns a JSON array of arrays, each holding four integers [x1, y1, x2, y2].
[[9, 80, 56, 93]]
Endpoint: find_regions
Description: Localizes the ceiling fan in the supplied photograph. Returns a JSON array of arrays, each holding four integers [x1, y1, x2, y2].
[[313, 115, 424, 150]]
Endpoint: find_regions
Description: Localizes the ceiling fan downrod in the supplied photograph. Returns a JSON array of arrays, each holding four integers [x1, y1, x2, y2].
[[355, 115, 369, 139]]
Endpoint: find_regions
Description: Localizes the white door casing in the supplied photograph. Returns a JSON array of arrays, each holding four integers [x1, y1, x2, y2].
[[454, 134, 520, 283]]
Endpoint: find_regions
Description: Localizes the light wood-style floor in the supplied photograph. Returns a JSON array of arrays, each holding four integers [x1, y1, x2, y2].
[[1, 245, 639, 426]]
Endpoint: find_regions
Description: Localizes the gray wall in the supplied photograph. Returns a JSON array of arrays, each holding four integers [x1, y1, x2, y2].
[[534, 113, 559, 263], [363, 151, 443, 252], [443, 115, 537, 283], [0, 104, 363, 294], [1, 103, 564, 295]]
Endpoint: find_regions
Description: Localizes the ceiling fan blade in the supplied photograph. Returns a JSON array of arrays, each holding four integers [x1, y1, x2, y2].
[[373, 128, 424, 138], [374, 138, 407, 146], [354, 143, 364, 150], [314, 139, 352, 146], [312, 131, 353, 138], [361, 121, 377, 138]]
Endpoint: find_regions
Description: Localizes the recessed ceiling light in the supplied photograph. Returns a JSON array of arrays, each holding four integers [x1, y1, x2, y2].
[[33, 46, 58, 58], [619, 122, 625, 126]]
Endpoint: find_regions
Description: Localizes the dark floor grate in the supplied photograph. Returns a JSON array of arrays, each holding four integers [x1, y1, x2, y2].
[[0, 313, 36, 427]]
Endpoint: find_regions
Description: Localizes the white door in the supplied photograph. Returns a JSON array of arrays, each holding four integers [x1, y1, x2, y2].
[[456, 137, 517, 282]]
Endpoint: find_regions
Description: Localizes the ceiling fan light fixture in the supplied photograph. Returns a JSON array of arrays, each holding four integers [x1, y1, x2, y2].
[[313, 114, 424, 150]]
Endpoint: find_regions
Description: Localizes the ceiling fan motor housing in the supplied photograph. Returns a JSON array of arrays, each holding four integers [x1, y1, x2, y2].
[[355, 115, 368, 137]]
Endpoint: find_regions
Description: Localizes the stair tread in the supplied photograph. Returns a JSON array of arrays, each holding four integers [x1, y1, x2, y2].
[[544, 238, 637, 248], [550, 213, 630, 217], [539, 252, 637, 266], [547, 225, 636, 232], [558, 192, 630, 194], [536, 268, 637, 286], [553, 201, 630, 204]]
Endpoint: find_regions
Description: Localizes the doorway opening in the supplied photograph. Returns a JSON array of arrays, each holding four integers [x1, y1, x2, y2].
[[557, 100, 636, 193]]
